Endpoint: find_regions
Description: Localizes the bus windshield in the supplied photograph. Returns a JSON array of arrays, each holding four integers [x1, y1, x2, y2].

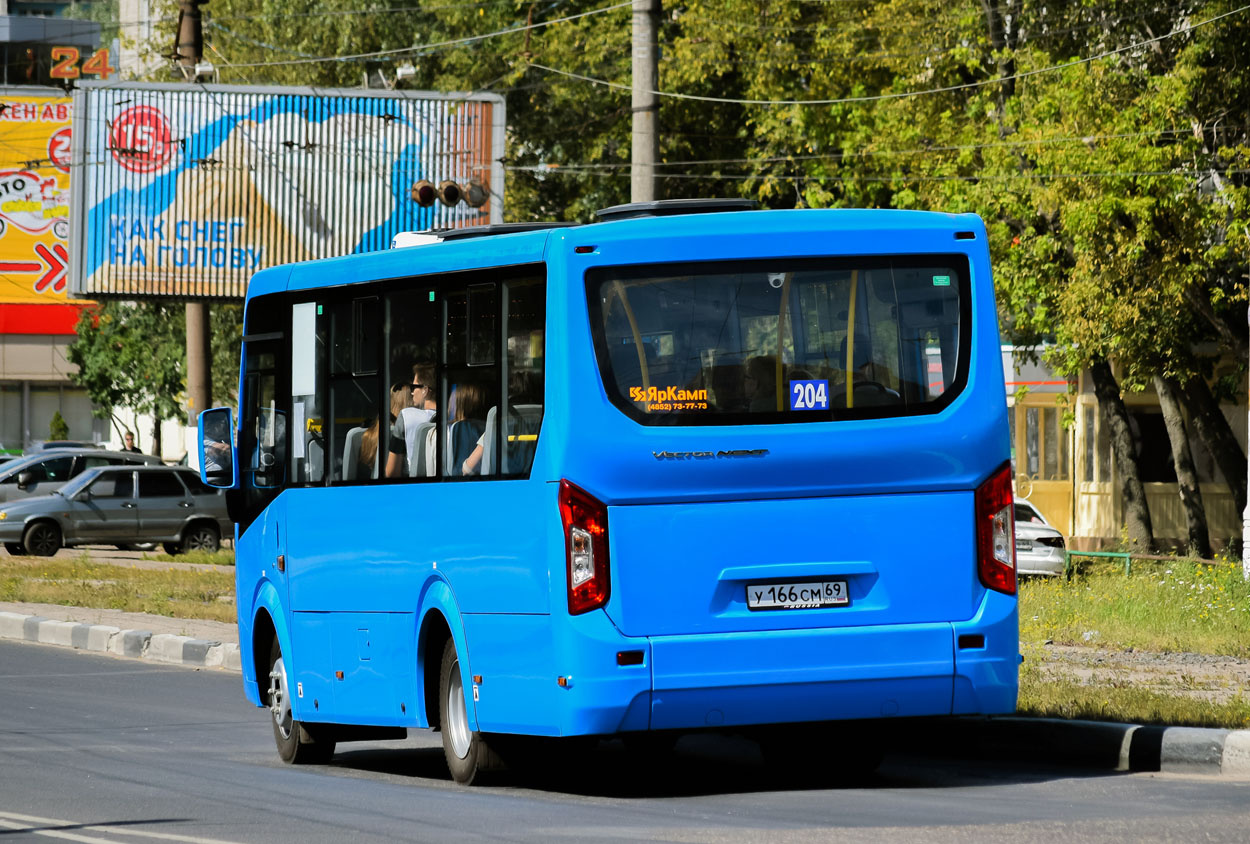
[[587, 256, 968, 424]]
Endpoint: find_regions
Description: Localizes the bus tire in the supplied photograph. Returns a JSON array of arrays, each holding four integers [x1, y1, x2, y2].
[[268, 638, 335, 764], [438, 638, 504, 784]]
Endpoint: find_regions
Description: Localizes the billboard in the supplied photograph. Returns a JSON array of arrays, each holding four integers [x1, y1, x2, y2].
[[0, 88, 75, 305], [69, 82, 505, 300]]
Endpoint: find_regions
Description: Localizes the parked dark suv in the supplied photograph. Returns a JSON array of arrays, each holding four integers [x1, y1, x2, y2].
[[0, 448, 158, 505], [0, 465, 231, 556]]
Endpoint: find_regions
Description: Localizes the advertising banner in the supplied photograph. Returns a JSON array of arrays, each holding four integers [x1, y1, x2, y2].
[[0, 88, 75, 306], [69, 82, 505, 300]]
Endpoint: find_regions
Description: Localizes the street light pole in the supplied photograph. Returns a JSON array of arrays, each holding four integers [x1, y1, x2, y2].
[[1244, 267, 1249, 580], [631, 0, 659, 202], [176, 0, 212, 443]]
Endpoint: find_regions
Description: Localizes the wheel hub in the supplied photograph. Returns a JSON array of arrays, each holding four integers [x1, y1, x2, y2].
[[269, 656, 293, 740], [446, 661, 471, 759]]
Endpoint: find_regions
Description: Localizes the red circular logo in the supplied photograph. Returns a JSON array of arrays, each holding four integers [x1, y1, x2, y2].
[[48, 127, 72, 174], [110, 106, 173, 174]]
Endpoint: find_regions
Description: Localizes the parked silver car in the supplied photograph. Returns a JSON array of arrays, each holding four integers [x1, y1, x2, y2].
[[1015, 501, 1066, 577], [0, 448, 158, 505], [0, 465, 231, 557]]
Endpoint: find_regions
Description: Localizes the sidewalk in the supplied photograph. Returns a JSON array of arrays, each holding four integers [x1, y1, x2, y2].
[[0, 600, 239, 671], [0, 601, 237, 643]]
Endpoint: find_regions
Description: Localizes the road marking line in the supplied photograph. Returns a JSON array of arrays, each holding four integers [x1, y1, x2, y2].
[[0, 813, 244, 844], [0, 817, 131, 844]]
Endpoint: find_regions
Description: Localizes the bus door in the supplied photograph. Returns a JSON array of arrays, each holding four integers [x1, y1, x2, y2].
[[235, 313, 299, 706]]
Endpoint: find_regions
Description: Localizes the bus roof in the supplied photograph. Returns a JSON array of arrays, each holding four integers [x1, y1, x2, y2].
[[246, 207, 986, 301]]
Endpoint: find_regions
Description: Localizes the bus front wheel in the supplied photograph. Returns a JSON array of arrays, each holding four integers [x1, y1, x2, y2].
[[438, 638, 504, 784], [268, 639, 335, 764]]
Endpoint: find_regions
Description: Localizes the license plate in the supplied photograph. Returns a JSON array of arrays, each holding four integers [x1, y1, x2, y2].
[[746, 580, 849, 610], [1016, 538, 1033, 551]]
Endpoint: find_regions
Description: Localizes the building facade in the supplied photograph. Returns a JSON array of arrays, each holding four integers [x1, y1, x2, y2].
[[1005, 348, 1246, 552]]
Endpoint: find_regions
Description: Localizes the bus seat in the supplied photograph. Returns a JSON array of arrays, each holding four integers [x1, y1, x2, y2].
[[342, 426, 366, 481], [305, 436, 324, 483], [481, 407, 499, 476], [446, 419, 485, 476], [408, 421, 435, 477], [480, 404, 542, 475]]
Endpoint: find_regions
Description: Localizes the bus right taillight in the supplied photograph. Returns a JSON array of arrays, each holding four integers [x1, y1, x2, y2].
[[975, 462, 1016, 595], [559, 479, 610, 614]]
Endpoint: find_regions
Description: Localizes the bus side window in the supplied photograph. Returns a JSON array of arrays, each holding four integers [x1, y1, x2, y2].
[[327, 297, 380, 482], [497, 276, 545, 476]]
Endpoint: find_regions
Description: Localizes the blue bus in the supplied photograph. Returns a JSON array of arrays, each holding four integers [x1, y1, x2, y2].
[[199, 200, 1018, 784]]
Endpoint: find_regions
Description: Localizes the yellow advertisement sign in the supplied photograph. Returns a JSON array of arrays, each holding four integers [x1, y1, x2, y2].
[[0, 91, 74, 305]]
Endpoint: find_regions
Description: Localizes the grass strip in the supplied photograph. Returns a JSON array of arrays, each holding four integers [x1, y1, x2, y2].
[[0, 555, 235, 623], [141, 549, 236, 566], [1020, 555, 1250, 657]]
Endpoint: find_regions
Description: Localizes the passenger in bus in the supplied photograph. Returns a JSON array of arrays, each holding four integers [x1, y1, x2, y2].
[[744, 355, 779, 412], [385, 363, 437, 478], [447, 383, 487, 476], [710, 363, 747, 412], [361, 382, 411, 479], [460, 371, 542, 476]]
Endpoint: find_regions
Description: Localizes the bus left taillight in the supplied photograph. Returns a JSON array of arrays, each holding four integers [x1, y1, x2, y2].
[[975, 462, 1016, 595], [559, 479, 610, 614]]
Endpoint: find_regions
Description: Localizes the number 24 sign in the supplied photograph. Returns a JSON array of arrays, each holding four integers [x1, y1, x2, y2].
[[49, 47, 116, 81]]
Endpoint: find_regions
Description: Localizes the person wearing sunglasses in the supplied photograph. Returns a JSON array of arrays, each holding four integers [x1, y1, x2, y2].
[[386, 363, 438, 478]]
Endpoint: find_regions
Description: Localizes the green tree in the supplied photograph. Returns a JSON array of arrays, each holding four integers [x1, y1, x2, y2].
[[68, 301, 186, 453], [48, 410, 69, 441]]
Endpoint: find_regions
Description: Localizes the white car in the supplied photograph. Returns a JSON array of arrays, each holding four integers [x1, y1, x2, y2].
[[1015, 501, 1066, 577]]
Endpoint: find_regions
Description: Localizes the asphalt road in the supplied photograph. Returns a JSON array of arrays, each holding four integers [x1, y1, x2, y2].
[[2, 640, 1248, 844]]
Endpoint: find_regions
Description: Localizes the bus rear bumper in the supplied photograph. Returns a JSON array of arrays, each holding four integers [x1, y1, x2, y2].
[[952, 588, 1020, 715], [648, 622, 957, 730]]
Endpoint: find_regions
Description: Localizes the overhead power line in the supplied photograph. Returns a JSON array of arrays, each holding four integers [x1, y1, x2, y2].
[[219, 0, 630, 69], [528, 3, 1250, 106], [512, 167, 1250, 184]]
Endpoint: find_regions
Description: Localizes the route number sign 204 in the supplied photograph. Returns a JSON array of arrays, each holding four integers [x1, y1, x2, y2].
[[747, 580, 849, 610]]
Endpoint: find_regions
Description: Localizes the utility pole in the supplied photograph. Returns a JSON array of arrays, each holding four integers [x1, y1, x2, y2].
[[176, 0, 212, 441], [630, 0, 659, 202]]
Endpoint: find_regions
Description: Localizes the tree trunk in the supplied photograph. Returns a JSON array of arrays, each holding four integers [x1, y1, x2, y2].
[[1180, 375, 1247, 519], [1090, 359, 1155, 551], [152, 416, 162, 459], [1155, 376, 1211, 558]]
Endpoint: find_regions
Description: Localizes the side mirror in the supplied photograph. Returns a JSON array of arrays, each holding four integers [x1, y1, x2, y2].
[[16, 470, 33, 490], [75, 489, 91, 502], [198, 407, 238, 489]]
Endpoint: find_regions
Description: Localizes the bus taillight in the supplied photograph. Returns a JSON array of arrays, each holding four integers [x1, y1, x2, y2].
[[559, 479, 610, 614], [975, 463, 1016, 595]]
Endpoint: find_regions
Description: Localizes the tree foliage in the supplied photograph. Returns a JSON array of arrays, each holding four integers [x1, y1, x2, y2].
[[68, 301, 186, 429], [68, 302, 243, 431], [120, 0, 1249, 503]]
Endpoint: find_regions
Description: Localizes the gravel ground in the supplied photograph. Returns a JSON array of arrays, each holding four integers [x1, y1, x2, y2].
[[1037, 643, 1250, 704]]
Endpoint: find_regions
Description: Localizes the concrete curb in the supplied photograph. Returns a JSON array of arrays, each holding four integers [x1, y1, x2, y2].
[[1, 608, 1244, 777], [931, 716, 1250, 778], [0, 611, 240, 673]]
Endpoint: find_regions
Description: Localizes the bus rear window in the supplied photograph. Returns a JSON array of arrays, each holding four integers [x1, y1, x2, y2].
[[587, 256, 969, 425]]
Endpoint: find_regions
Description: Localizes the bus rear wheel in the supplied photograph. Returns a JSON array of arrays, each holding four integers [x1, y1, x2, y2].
[[438, 638, 504, 784], [268, 638, 335, 764]]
